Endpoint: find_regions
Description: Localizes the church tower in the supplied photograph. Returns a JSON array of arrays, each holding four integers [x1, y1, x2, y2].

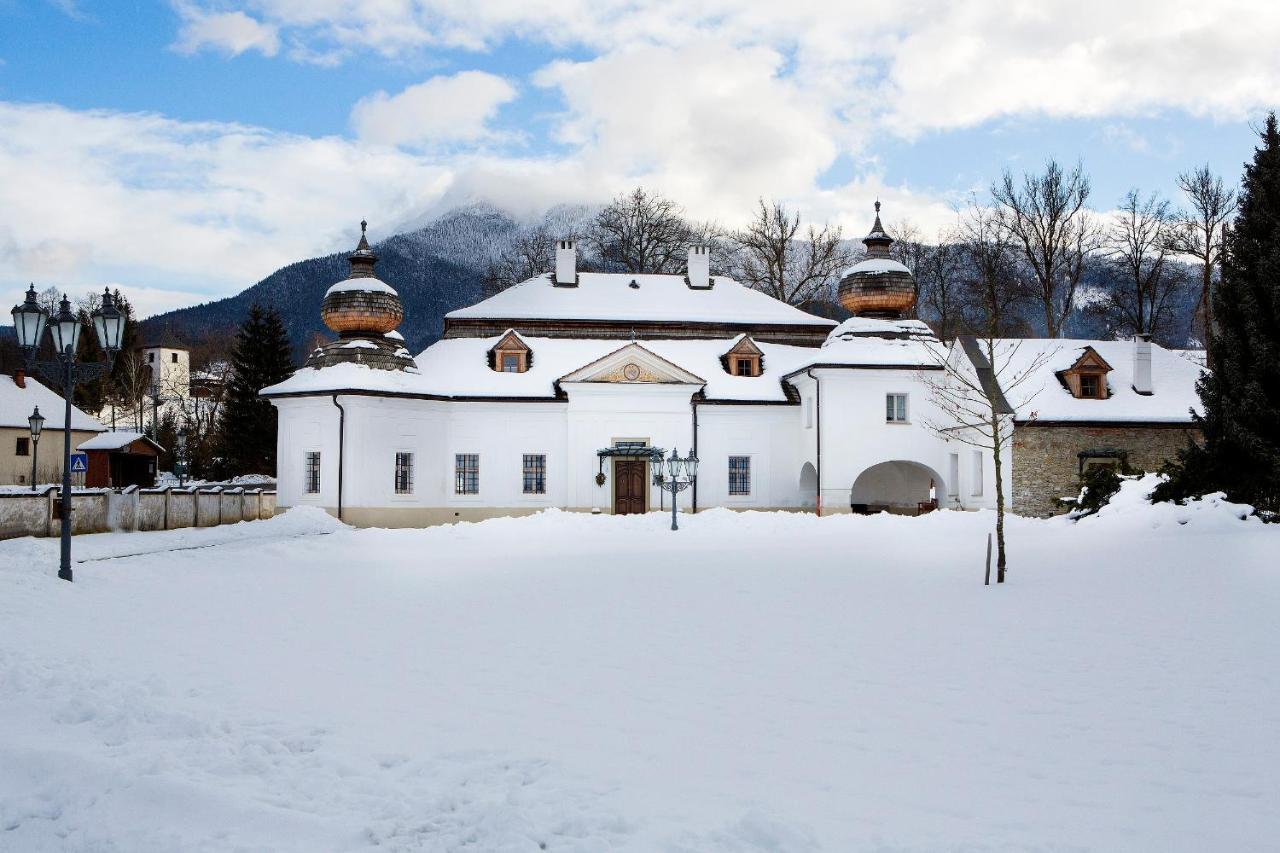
[[837, 202, 917, 319], [305, 221, 417, 371]]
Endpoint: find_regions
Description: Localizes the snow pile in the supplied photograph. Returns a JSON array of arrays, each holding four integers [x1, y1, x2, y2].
[[1068, 472, 1258, 530], [324, 276, 398, 297], [0, 505, 1275, 851]]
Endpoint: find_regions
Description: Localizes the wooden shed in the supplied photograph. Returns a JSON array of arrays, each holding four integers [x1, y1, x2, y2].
[[78, 431, 164, 489]]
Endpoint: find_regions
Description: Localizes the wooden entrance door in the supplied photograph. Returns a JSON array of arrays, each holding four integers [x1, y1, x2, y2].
[[614, 460, 647, 515]]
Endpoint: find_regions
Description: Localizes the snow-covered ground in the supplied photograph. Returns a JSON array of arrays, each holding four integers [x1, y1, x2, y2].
[[1, 479, 1276, 852]]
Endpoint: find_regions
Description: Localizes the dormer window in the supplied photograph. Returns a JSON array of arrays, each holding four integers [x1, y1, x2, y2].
[[1058, 347, 1113, 400], [490, 330, 531, 374], [723, 336, 763, 377]]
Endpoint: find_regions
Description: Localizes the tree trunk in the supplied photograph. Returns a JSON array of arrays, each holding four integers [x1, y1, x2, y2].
[[992, 409, 1008, 583]]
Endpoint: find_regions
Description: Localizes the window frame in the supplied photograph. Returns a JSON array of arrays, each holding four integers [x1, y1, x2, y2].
[[728, 455, 752, 496], [1078, 372, 1102, 399], [15, 436, 30, 457], [522, 453, 547, 495], [304, 451, 321, 495], [394, 451, 414, 495], [886, 393, 909, 423], [454, 453, 480, 495], [501, 353, 521, 373], [971, 450, 984, 496]]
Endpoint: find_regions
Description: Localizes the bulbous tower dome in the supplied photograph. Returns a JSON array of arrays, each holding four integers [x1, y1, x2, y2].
[[306, 221, 416, 372], [837, 202, 917, 319], [320, 220, 404, 336]]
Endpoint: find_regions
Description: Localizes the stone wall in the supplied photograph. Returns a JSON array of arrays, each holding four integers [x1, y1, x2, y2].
[[1012, 422, 1199, 517], [0, 486, 277, 540]]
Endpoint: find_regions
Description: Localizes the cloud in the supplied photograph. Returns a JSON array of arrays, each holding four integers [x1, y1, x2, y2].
[[172, 7, 279, 58], [350, 72, 518, 148], [176, 0, 1280, 133]]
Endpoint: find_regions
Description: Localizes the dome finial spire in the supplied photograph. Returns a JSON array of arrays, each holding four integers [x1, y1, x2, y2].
[[349, 218, 376, 275]]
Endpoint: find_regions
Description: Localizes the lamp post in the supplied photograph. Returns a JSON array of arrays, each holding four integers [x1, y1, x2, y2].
[[28, 406, 45, 491], [175, 426, 188, 487], [10, 285, 125, 582], [654, 447, 699, 531]]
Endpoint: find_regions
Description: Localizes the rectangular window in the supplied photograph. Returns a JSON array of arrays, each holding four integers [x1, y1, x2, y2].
[[15, 437, 30, 457], [523, 454, 546, 494], [455, 453, 479, 495], [394, 452, 414, 495], [971, 450, 984, 496], [735, 358, 753, 376], [502, 353, 520, 372], [171, 352, 179, 363], [304, 451, 321, 494], [728, 455, 751, 496], [886, 393, 908, 423], [147, 352, 155, 363], [1080, 374, 1100, 398], [949, 453, 960, 498]]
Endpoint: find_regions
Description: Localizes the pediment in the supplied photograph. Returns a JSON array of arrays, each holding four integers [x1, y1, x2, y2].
[[1065, 346, 1112, 373], [725, 335, 764, 357], [559, 343, 706, 385]]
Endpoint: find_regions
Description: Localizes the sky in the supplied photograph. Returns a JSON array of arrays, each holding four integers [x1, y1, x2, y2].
[[0, 0, 1276, 318]]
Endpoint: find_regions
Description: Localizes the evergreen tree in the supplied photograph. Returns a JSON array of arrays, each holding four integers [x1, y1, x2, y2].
[[219, 304, 293, 477], [1155, 114, 1280, 515]]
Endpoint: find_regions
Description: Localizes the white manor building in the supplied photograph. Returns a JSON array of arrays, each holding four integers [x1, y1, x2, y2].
[[263, 211, 1203, 525]]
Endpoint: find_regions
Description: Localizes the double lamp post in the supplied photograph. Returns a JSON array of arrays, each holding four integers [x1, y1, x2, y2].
[[654, 448, 699, 531], [10, 285, 126, 582]]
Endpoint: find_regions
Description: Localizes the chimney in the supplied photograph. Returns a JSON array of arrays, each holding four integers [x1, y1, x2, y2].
[[554, 239, 577, 286], [1132, 332, 1153, 395], [687, 245, 710, 289], [13, 368, 25, 389]]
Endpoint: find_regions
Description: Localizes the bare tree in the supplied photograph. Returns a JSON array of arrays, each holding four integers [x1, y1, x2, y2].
[[588, 187, 717, 274], [992, 159, 1102, 337], [484, 224, 560, 296], [923, 335, 1052, 583], [1095, 189, 1186, 343], [1169, 164, 1236, 341], [957, 198, 1027, 337], [893, 221, 967, 339], [729, 199, 853, 305]]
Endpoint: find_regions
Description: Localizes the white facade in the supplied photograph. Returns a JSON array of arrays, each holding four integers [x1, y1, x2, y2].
[[268, 329, 1003, 525]]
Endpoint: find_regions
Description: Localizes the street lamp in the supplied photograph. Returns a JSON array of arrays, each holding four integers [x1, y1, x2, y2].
[[10, 285, 125, 582], [28, 406, 45, 492], [175, 427, 188, 487], [654, 447, 699, 531]]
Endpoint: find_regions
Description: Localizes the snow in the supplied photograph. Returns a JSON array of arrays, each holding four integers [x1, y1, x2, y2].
[[446, 272, 837, 327], [339, 339, 379, 350], [76, 430, 150, 451], [840, 257, 912, 277], [266, 334, 825, 402], [384, 330, 405, 341], [0, 497, 1275, 851], [0, 374, 104, 432], [324, 276, 398, 297], [999, 339, 1203, 422]]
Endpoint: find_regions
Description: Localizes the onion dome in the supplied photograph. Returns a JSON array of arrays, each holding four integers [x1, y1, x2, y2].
[[320, 220, 404, 336], [307, 220, 416, 372], [837, 202, 917, 319]]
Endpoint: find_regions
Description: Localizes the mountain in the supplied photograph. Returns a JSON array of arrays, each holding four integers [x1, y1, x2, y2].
[[139, 203, 594, 359]]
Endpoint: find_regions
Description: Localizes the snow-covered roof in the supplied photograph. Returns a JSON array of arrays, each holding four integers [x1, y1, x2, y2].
[[806, 318, 947, 369], [265, 333, 830, 403], [446, 273, 836, 328], [1173, 349, 1208, 370], [989, 339, 1203, 423], [78, 430, 160, 451], [325, 276, 398, 297], [0, 374, 105, 432], [841, 258, 912, 277]]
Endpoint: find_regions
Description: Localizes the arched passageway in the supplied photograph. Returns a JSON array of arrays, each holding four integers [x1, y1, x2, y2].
[[850, 460, 946, 515], [799, 462, 818, 509]]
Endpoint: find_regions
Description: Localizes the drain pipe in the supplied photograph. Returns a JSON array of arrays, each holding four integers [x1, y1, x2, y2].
[[807, 369, 822, 516], [331, 394, 345, 522], [691, 395, 700, 513]]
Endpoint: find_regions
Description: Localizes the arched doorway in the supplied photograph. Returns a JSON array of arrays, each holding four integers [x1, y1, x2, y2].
[[799, 462, 818, 509], [850, 460, 946, 515]]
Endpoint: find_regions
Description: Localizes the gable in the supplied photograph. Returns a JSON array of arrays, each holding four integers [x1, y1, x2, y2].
[[1066, 347, 1113, 373], [559, 342, 706, 385]]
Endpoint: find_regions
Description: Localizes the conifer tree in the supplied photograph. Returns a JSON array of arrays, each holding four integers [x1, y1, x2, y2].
[[1155, 114, 1280, 515], [219, 304, 293, 476]]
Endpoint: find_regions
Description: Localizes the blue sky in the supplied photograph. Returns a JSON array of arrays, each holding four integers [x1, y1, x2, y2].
[[0, 0, 1274, 316]]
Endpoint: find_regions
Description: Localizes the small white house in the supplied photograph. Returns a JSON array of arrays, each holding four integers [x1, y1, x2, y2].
[[263, 209, 1201, 525]]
